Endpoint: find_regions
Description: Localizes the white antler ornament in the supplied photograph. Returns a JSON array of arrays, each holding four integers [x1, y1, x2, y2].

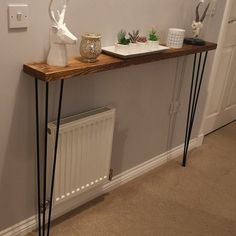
[[192, 1, 210, 38], [47, 0, 77, 67]]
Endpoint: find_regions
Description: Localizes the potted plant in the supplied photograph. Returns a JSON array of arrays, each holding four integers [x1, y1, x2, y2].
[[115, 29, 130, 53], [137, 36, 148, 51], [129, 30, 140, 52], [148, 29, 159, 49], [129, 30, 140, 43]]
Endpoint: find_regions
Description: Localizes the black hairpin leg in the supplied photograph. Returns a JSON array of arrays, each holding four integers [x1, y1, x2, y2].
[[182, 51, 208, 167], [47, 80, 64, 236], [35, 79, 41, 236], [43, 82, 49, 236], [34, 79, 64, 236]]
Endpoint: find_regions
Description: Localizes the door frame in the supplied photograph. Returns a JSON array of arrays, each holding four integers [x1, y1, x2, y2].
[[200, 0, 235, 136]]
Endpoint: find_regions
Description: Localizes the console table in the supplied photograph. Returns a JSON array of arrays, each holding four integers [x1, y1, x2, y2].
[[23, 42, 217, 236]]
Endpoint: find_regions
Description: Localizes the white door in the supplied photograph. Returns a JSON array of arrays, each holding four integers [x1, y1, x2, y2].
[[204, 0, 236, 134]]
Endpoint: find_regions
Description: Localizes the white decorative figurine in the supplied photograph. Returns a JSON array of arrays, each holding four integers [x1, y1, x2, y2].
[[192, 0, 210, 38], [185, 0, 210, 45], [47, 0, 77, 67]]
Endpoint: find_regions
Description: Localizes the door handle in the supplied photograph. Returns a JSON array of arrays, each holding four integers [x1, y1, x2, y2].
[[228, 18, 236, 24]]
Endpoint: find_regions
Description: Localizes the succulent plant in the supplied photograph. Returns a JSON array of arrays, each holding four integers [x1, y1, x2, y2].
[[149, 29, 159, 41], [137, 36, 147, 43], [129, 30, 140, 43], [117, 30, 130, 45]]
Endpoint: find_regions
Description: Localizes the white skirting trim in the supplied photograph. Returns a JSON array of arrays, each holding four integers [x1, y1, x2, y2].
[[0, 216, 36, 236], [0, 135, 203, 236]]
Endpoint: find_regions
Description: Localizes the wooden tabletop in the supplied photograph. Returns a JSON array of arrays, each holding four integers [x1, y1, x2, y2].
[[23, 42, 217, 82]]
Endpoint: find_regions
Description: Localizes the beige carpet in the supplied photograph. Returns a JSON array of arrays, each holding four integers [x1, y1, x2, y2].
[[29, 122, 236, 236]]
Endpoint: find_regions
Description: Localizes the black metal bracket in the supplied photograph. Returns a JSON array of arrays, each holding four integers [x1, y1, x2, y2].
[[40, 200, 50, 213]]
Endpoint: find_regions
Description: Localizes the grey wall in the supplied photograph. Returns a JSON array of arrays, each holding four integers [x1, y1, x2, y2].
[[0, 0, 226, 231]]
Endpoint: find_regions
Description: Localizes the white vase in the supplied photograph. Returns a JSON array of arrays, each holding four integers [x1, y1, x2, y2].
[[137, 42, 148, 52], [148, 40, 159, 50], [129, 43, 139, 53], [115, 43, 130, 54], [167, 28, 185, 49]]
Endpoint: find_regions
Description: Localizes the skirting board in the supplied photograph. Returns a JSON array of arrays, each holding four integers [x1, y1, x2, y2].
[[0, 135, 203, 236]]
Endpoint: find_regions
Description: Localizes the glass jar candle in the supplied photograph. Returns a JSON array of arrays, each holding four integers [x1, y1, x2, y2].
[[80, 33, 102, 62]]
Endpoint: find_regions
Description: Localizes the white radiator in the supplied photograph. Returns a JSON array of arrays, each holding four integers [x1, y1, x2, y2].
[[48, 107, 116, 205]]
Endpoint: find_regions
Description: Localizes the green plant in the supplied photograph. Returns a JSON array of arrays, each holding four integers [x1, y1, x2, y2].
[[117, 30, 130, 45], [149, 29, 159, 41], [129, 30, 140, 43]]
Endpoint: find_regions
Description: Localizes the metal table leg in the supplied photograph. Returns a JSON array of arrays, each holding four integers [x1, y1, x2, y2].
[[182, 51, 208, 167], [43, 82, 49, 236], [34, 79, 64, 236], [35, 79, 41, 236], [47, 80, 64, 236]]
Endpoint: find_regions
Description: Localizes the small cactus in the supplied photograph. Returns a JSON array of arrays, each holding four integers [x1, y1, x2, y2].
[[117, 30, 130, 45], [149, 29, 159, 41], [129, 30, 140, 43]]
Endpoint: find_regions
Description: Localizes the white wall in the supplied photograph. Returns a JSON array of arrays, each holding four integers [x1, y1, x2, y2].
[[0, 0, 225, 231]]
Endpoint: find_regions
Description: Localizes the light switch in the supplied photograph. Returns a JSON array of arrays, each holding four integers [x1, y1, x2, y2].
[[8, 5, 29, 29]]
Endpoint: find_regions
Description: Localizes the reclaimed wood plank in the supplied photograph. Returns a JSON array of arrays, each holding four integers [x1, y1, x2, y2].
[[23, 42, 217, 82]]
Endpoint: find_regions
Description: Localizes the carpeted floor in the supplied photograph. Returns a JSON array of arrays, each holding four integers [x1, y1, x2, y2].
[[29, 122, 236, 236]]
